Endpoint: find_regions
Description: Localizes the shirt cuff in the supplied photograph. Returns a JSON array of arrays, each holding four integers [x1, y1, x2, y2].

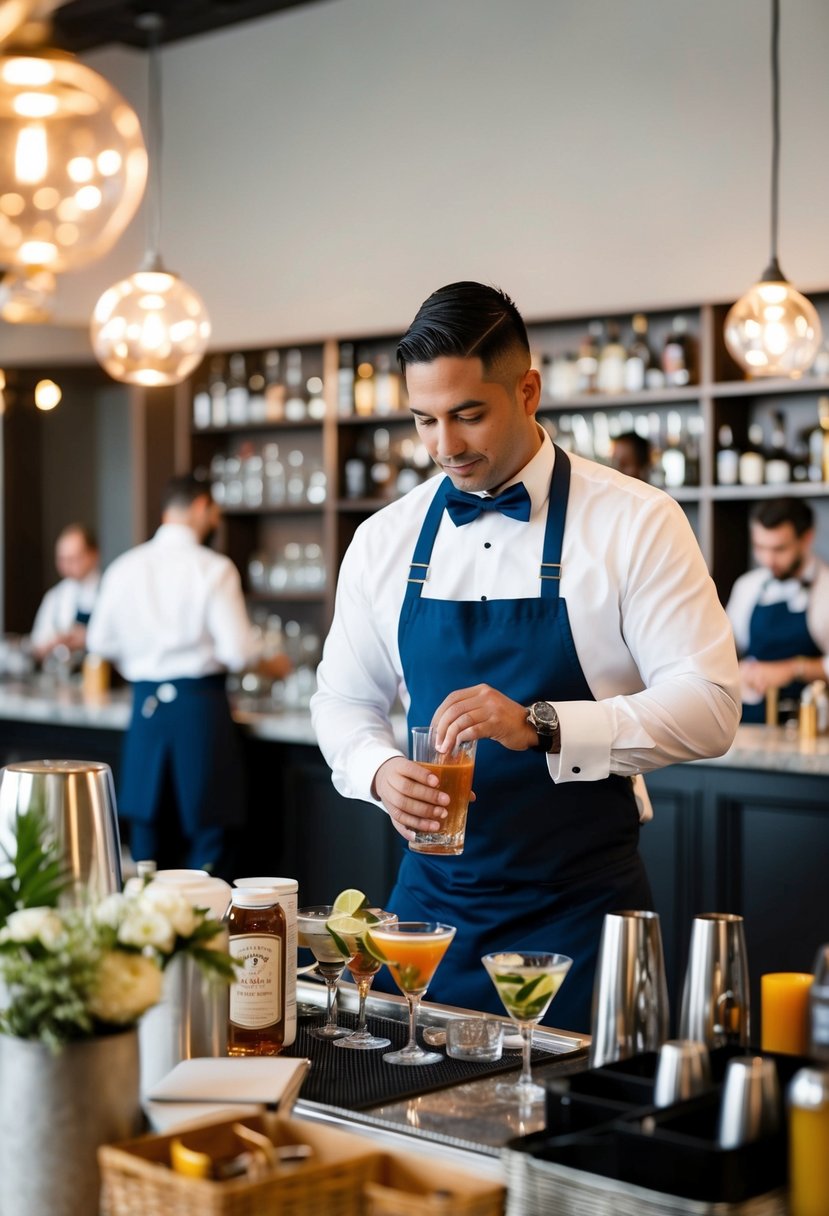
[[547, 700, 614, 783]]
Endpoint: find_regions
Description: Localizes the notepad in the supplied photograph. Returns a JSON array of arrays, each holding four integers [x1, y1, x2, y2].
[[147, 1056, 311, 1110]]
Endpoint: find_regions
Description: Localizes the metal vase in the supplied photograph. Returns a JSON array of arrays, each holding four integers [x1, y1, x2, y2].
[[0, 759, 122, 902], [589, 909, 670, 1068], [0, 1028, 141, 1216]]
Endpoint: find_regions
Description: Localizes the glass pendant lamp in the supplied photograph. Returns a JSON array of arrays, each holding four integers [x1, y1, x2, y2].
[[0, 2, 38, 47], [724, 0, 822, 378], [91, 15, 210, 387], [0, 27, 147, 272], [0, 264, 55, 322]]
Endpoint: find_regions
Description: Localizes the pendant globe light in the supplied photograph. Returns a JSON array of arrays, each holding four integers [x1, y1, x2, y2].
[[0, 2, 38, 47], [724, 0, 822, 378], [0, 263, 55, 322], [91, 15, 210, 388], [0, 25, 147, 272]]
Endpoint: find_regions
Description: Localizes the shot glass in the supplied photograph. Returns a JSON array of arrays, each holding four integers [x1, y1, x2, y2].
[[653, 1040, 711, 1108], [409, 726, 476, 856], [717, 1055, 781, 1148], [446, 1018, 504, 1062]]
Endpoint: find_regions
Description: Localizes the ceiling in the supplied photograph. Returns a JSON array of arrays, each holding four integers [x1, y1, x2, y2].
[[48, 0, 329, 52]]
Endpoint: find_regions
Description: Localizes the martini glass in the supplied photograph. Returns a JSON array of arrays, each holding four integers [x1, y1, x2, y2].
[[297, 905, 350, 1040], [369, 921, 456, 1065], [482, 951, 573, 1103], [327, 909, 397, 1050]]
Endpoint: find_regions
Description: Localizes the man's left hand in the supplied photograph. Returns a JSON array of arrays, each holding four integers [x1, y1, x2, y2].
[[739, 657, 799, 694], [431, 684, 536, 754]]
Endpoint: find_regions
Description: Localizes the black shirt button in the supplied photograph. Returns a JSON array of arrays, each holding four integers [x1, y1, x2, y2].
[[481, 595, 487, 601], [572, 766, 581, 774]]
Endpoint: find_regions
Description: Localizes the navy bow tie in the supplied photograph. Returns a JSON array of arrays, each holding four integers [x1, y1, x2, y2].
[[444, 481, 532, 526]]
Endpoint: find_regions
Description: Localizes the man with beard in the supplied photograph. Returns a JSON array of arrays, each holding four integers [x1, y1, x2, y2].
[[727, 497, 829, 721], [88, 474, 289, 876]]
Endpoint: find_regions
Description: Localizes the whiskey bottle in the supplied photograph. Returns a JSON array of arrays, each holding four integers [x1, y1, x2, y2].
[[338, 343, 355, 416], [374, 353, 401, 415], [623, 314, 656, 393], [597, 321, 626, 395], [354, 356, 376, 416]]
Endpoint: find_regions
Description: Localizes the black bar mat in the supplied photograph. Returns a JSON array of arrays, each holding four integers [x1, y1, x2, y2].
[[284, 1009, 561, 1111]]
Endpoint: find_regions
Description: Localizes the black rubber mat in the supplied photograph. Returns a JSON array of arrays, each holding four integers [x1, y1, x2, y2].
[[284, 1009, 560, 1110]]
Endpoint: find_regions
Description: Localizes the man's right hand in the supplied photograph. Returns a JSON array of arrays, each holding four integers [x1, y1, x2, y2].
[[372, 756, 450, 842]]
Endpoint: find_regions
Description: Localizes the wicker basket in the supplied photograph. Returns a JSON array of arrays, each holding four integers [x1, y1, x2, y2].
[[99, 1115, 379, 1216], [364, 1152, 504, 1216]]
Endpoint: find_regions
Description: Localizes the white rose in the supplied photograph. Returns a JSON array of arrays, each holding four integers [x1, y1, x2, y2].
[[117, 906, 175, 954], [87, 950, 163, 1024], [122, 876, 148, 898], [139, 884, 199, 939], [0, 907, 65, 950], [93, 893, 129, 929]]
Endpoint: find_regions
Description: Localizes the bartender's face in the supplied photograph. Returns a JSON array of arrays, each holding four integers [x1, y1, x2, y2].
[[55, 531, 97, 581], [750, 521, 814, 581], [406, 355, 543, 493]]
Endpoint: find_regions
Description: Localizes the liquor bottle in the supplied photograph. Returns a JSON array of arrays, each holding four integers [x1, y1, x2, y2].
[[807, 398, 829, 483], [263, 442, 285, 505], [661, 411, 686, 488], [192, 377, 211, 429], [374, 353, 401, 415], [208, 355, 228, 428], [369, 427, 394, 497], [233, 877, 298, 1049], [226, 353, 249, 425], [354, 355, 376, 416], [263, 349, 285, 422], [549, 352, 579, 399], [597, 321, 626, 395], [306, 374, 326, 421], [284, 349, 306, 421], [685, 415, 703, 487], [227, 886, 287, 1055], [662, 316, 696, 387], [623, 314, 656, 393], [338, 342, 355, 416], [738, 423, 765, 486], [247, 357, 267, 423], [765, 410, 792, 485], [576, 322, 602, 394], [716, 425, 740, 486]]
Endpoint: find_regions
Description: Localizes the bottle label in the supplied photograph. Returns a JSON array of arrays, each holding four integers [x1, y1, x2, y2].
[[229, 933, 283, 1029]]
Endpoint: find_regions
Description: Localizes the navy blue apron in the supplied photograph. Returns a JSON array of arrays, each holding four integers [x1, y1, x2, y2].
[[381, 447, 651, 1033], [74, 609, 92, 626], [741, 580, 821, 723], [119, 674, 246, 832]]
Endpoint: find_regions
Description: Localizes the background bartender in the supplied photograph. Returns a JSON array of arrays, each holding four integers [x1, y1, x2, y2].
[[88, 475, 289, 878], [311, 281, 740, 1032], [726, 498, 829, 722], [30, 523, 100, 662]]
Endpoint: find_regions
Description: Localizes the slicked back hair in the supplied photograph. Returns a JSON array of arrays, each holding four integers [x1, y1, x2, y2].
[[161, 473, 212, 515], [396, 282, 531, 384], [751, 497, 814, 537]]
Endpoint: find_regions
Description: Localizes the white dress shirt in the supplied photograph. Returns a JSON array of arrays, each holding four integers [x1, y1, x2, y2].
[[311, 431, 740, 806], [726, 555, 829, 682], [30, 571, 100, 650], [87, 524, 259, 681]]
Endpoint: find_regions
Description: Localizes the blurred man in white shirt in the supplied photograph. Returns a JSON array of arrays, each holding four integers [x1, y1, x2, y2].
[[30, 523, 100, 661], [88, 475, 289, 877]]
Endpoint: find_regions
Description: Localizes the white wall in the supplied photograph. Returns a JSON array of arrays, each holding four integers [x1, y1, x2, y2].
[[4, 0, 829, 356]]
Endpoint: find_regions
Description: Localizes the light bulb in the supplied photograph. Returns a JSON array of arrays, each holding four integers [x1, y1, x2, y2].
[[34, 377, 60, 409], [724, 279, 822, 378], [0, 47, 147, 272], [91, 266, 211, 386], [0, 2, 37, 47]]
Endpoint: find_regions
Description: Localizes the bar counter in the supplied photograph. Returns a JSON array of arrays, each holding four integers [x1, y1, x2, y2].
[[1, 679, 828, 1026]]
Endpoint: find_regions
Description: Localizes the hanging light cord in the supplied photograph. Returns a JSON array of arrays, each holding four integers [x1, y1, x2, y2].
[[137, 12, 164, 268], [766, 0, 782, 279]]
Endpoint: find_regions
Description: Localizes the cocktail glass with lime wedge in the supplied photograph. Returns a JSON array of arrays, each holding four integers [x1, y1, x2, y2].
[[482, 951, 573, 1103], [326, 908, 397, 1050], [298, 889, 366, 1040]]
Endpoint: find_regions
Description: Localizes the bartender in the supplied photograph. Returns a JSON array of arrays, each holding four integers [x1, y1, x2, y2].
[[311, 281, 740, 1032], [726, 498, 829, 722], [30, 523, 100, 662], [87, 474, 290, 878]]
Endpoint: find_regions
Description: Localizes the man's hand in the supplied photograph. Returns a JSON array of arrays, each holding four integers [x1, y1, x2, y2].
[[258, 653, 293, 681], [431, 684, 536, 755], [373, 756, 450, 842], [739, 657, 799, 695]]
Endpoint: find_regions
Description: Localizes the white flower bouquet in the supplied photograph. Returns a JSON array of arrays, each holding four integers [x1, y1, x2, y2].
[[0, 812, 234, 1049]]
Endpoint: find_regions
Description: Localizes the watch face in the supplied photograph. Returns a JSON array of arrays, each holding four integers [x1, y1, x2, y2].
[[532, 701, 557, 728]]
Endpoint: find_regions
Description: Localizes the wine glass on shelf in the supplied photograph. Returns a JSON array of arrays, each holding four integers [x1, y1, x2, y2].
[[297, 905, 351, 1040], [482, 951, 573, 1104], [326, 908, 397, 1050], [367, 920, 456, 1066]]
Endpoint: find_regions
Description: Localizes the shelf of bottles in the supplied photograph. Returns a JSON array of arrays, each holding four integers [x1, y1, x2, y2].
[[335, 337, 436, 508]]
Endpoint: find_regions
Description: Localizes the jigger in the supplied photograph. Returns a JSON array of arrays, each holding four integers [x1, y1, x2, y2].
[[589, 910, 670, 1068], [0, 759, 122, 901], [653, 1040, 711, 1107], [679, 913, 750, 1048]]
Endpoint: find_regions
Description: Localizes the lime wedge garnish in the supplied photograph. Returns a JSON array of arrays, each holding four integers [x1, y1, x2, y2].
[[325, 924, 350, 958], [331, 888, 368, 916]]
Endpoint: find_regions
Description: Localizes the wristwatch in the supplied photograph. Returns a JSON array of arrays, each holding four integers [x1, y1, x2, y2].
[[526, 701, 560, 753]]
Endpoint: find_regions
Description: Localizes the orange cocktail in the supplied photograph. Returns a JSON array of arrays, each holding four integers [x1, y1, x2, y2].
[[368, 921, 456, 1065]]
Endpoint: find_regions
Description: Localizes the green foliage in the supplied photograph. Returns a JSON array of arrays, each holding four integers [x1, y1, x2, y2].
[[0, 806, 71, 924]]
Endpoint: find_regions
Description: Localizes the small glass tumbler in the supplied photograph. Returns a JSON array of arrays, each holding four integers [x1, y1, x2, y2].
[[446, 1018, 503, 1062]]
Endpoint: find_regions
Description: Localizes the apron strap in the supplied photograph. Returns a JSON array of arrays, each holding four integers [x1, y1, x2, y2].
[[404, 444, 571, 602]]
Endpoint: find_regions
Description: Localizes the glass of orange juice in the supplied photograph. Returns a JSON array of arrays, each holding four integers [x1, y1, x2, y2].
[[409, 726, 476, 855], [367, 921, 456, 1065]]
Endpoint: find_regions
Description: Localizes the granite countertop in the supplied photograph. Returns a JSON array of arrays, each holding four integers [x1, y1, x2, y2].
[[1, 680, 829, 775]]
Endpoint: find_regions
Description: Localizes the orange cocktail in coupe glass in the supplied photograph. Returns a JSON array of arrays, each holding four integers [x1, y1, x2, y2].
[[409, 726, 476, 855], [368, 921, 456, 1065]]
